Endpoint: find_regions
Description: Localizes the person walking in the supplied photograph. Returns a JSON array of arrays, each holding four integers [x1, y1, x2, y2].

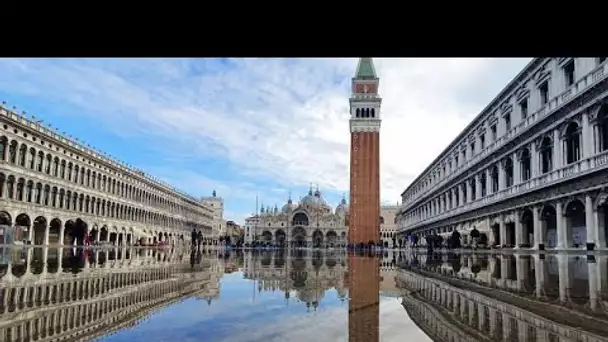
[[191, 229, 197, 247]]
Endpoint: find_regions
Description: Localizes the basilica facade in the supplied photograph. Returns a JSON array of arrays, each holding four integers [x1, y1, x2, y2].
[[244, 187, 349, 247]]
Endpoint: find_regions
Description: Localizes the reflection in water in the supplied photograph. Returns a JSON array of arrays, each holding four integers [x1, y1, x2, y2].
[[396, 251, 608, 342], [348, 252, 380, 342], [4, 247, 608, 341], [0, 246, 222, 342]]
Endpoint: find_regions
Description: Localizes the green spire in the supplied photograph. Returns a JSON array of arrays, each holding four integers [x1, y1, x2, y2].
[[355, 58, 377, 79]]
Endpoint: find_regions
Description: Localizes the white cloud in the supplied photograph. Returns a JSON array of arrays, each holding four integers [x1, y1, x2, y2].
[[215, 297, 430, 342], [0, 58, 531, 221]]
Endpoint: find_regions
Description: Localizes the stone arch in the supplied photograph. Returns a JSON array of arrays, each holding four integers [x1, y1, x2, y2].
[[519, 209, 534, 247], [261, 230, 273, 242], [90, 223, 99, 243], [312, 229, 324, 248], [100, 225, 109, 242], [15, 213, 31, 243], [0, 211, 11, 225], [326, 230, 338, 247], [379, 216, 385, 224], [49, 218, 62, 245], [292, 226, 306, 247], [564, 198, 586, 248], [64, 218, 87, 246], [32, 216, 47, 245], [275, 229, 286, 246], [558, 120, 581, 165], [292, 212, 309, 226], [541, 204, 558, 248], [0, 211, 11, 244]]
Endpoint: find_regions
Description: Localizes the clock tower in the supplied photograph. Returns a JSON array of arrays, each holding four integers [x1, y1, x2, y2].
[[348, 57, 381, 246]]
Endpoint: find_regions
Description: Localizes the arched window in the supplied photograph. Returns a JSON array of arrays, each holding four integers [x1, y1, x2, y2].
[[565, 122, 580, 164], [520, 148, 531, 181], [491, 166, 499, 192]]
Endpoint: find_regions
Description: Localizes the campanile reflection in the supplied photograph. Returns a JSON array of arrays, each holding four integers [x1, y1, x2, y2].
[[348, 252, 380, 342]]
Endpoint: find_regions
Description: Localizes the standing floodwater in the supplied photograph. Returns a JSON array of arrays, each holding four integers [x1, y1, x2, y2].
[[1, 247, 607, 341]]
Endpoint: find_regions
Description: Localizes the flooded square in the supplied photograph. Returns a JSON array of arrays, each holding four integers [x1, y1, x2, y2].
[[1, 247, 608, 341]]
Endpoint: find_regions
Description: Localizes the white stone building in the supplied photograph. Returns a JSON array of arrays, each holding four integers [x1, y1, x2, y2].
[[244, 187, 349, 247], [200, 190, 225, 244], [0, 104, 214, 246], [244, 187, 401, 247], [380, 204, 399, 246], [397, 57, 608, 250]]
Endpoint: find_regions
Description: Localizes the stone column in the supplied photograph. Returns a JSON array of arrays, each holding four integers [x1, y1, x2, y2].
[[486, 169, 492, 195], [594, 209, 606, 249], [452, 188, 458, 209], [585, 194, 597, 250], [530, 140, 539, 178], [498, 162, 505, 191], [589, 260, 599, 311], [466, 179, 472, 203], [582, 110, 592, 160], [556, 201, 566, 249], [513, 152, 521, 185], [557, 254, 570, 302], [475, 174, 482, 199], [458, 184, 464, 207], [533, 255, 544, 298], [499, 215, 506, 247], [533, 206, 542, 249], [553, 129, 562, 170], [514, 212, 522, 248]]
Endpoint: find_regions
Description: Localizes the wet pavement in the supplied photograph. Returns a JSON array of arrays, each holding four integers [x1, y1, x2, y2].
[[1, 247, 608, 341]]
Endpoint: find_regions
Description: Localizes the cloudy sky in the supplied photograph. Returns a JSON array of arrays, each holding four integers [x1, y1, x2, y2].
[[0, 58, 531, 223]]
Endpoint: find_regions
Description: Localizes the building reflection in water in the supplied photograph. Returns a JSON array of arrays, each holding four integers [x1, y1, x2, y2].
[[10, 247, 608, 342], [0, 246, 223, 342], [348, 252, 380, 342], [242, 250, 348, 309], [396, 251, 608, 342]]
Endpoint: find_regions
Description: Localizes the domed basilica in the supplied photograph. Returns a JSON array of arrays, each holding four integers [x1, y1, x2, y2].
[[244, 186, 348, 247]]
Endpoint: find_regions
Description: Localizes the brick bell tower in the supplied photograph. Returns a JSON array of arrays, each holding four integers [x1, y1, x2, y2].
[[348, 58, 381, 246]]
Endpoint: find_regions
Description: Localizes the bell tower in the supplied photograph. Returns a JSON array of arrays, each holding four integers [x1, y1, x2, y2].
[[348, 57, 381, 246]]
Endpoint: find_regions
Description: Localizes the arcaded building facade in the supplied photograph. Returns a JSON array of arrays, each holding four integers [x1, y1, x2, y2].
[[397, 57, 608, 250], [0, 106, 214, 246], [380, 204, 399, 246], [244, 188, 349, 247]]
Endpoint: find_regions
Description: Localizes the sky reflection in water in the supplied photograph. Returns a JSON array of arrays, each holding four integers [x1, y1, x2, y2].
[[1, 247, 608, 341]]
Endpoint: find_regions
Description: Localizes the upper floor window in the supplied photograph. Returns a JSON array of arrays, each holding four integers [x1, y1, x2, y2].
[[520, 98, 528, 119], [563, 60, 575, 87], [490, 125, 497, 141], [480, 134, 485, 149], [504, 113, 511, 132], [539, 81, 549, 105], [470, 141, 475, 155]]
